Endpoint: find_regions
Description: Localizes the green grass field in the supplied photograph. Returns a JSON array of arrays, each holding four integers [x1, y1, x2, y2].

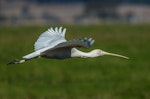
[[0, 25, 150, 99]]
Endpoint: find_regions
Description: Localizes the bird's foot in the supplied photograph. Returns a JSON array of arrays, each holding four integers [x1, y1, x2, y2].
[[7, 59, 22, 65]]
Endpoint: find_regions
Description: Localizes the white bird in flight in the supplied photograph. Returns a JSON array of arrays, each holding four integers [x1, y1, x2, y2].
[[8, 27, 129, 65]]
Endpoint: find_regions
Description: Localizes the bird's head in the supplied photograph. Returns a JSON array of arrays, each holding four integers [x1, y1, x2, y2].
[[90, 49, 129, 59], [90, 49, 105, 57]]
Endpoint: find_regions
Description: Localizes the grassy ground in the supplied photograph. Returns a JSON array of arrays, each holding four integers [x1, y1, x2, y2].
[[0, 25, 150, 99]]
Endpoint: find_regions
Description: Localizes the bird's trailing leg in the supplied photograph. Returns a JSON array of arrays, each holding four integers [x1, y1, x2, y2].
[[7, 59, 28, 65]]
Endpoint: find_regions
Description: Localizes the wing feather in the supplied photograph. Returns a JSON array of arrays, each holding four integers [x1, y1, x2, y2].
[[62, 28, 66, 36], [55, 27, 58, 33], [59, 27, 62, 33]]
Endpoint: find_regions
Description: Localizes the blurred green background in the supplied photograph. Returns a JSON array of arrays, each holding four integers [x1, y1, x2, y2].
[[0, 25, 150, 99]]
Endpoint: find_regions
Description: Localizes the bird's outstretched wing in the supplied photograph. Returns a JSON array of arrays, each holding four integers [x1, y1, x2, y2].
[[55, 37, 95, 49], [41, 37, 95, 54], [34, 27, 67, 51]]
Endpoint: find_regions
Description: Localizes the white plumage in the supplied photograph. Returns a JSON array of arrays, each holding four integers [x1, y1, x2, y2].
[[8, 27, 129, 65]]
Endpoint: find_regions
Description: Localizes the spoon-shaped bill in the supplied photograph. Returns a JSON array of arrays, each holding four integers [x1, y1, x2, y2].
[[104, 51, 129, 59]]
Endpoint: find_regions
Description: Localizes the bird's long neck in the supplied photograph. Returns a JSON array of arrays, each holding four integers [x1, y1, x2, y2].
[[71, 48, 93, 58], [71, 48, 129, 59]]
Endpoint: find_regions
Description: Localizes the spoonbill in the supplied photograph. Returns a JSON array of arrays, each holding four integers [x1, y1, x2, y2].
[[8, 27, 129, 65]]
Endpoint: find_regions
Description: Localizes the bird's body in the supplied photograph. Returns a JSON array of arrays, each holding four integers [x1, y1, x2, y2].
[[42, 47, 72, 59], [8, 27, 129, 65]]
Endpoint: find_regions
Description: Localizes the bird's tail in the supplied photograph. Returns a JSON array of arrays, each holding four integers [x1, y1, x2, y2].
[[7, 59, 28, 65]]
